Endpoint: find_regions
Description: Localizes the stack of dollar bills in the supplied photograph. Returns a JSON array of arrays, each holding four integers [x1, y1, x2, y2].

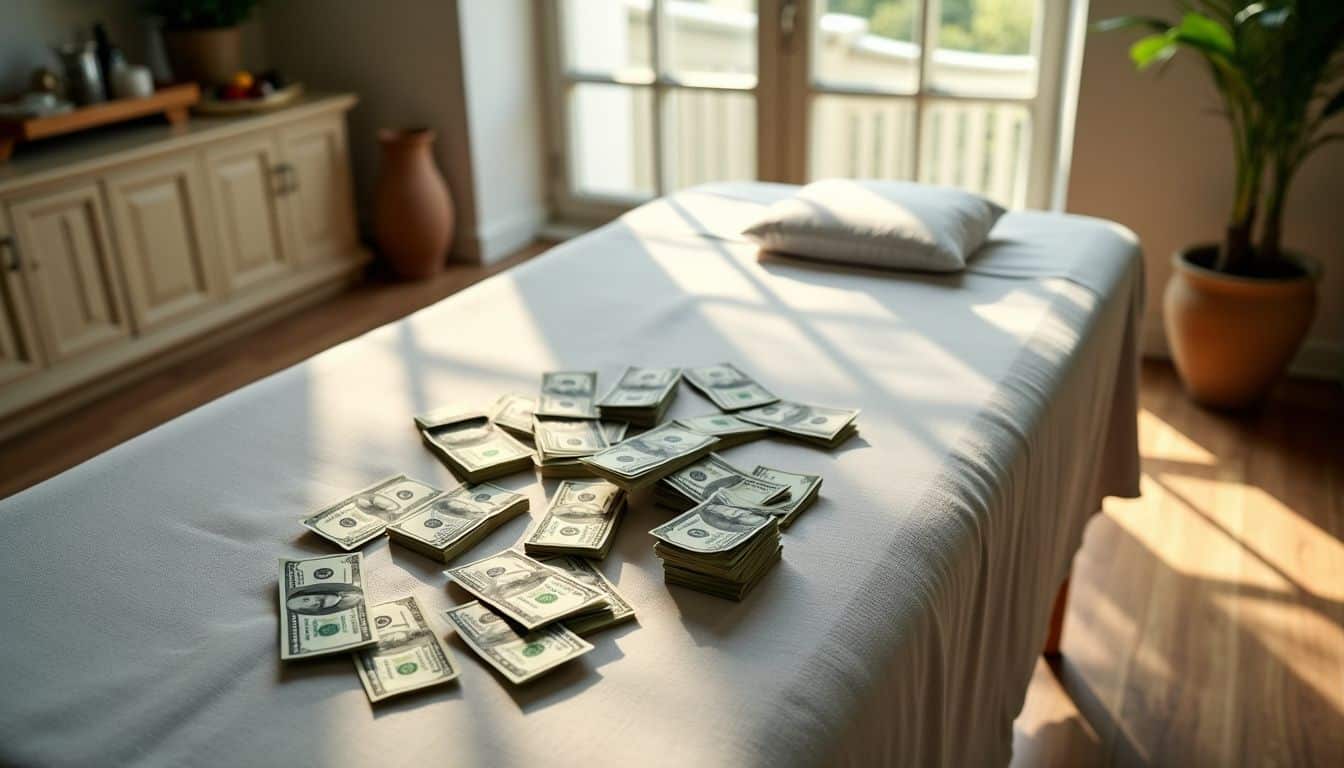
[[444, 549, 614, 682], [735, 400, 861, 448], [537, 371, 600, 419], [443, 600, 593, 685], [650, 495, 782, 601], [302, 474, 445, 551], [353, 596, 459, 702], [445, 549, 610, 630], [653, 453, 789, 512], [540, 555, 637, 636], [578, 422, 720, 490], [683, 363, 779, 411], [417, 406, 533, 482], [523, 479, 627, 559], [751, 465, 822, 528], [386, 483, 530, 562], [596, 366, 681, 426], [531, 416, 621, 478], [490, 393, 536, 439], [674, 413, 770, 449]]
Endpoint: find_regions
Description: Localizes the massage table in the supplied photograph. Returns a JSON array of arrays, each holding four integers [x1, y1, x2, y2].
[[0, 182, 1141, 767]]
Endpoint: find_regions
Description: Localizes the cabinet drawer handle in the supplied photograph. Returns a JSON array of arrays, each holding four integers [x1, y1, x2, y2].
[[0, 236, 19, 272], [283, 164, 298, 194], [270, 164, 291, 196]]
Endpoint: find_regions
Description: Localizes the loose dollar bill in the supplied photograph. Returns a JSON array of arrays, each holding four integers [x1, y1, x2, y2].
[[753, 465, 822, 528], [387, 483, 530, 562], [596, 366, 681, 426], [536, 371, 599, 419], [683, 363, 778, 411], [353, 596, 458, 702], [655, 453, 790, 512], [578, 422, 720, 490], [444, 601, 593, 685], [674, 413, 770, 449], [278, 552, 379, 660], [490, 393, 536, 438], [650, 495, 782, 601], [735, 400, 860, 448], [302, 474, 444, 551], [420, 411, 534, 482], [540, 556, 637, 635], [444, 548, 607, 630], [523, 479, 626, 559]]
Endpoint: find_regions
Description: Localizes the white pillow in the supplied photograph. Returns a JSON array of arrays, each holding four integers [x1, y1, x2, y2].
[[741, 179, 1005, 273]]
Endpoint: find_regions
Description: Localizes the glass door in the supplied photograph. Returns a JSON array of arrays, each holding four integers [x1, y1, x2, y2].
[[545, 0, 763, 221], [799, 0, 1071, 208]]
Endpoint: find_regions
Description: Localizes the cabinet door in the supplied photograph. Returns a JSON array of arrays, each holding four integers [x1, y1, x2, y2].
[[203, 133, 291, 291], [104, 154, 220, 332], [0, 218, 44, 386], [279, 117, 358, 266], [7, 183, 130, 362]]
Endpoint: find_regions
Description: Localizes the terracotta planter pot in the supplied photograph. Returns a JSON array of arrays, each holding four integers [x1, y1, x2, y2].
[[374, 128, 453, 280], [1164, 245, 1319, 409], [162, 26, 241, 87]]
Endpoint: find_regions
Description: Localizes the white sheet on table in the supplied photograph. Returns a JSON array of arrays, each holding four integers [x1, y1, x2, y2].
[[0, 183, 1140, 767]]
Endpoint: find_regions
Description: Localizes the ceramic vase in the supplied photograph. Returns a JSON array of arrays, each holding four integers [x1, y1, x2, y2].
[[374, 128, 454, 280]]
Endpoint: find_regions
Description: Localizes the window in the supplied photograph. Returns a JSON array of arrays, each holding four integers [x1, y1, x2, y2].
[[542, 0, 1076, 222]]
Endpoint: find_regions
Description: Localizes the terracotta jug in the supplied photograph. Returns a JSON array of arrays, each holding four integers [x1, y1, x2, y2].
[[374, 128, 454, 279]]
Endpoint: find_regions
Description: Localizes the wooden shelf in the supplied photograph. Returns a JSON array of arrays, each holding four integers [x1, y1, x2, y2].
[[0, 83, 200, 162]]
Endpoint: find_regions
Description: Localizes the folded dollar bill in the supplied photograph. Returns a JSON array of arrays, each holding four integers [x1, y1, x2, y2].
[[523, 479, 626, 559], [578, 422, 720, 490], [650, 495, 782, 601], [683, 363, 778, 411], [302, 474, 444, 551], [414, 403, 488, 432], [279, 552, 379, 660], [736, 400, 860, 448], [386, 482, 530, 563], [540, 556, 637, 636], [420, 410, 534, 483], [444, 600, 593, 685], [490, 393, 536, 438], [596, 366, 681, 427], [654, 453, 790, 512], [674, 413, 770, 449], [537, 371, 599, 419], [353, 596, 458, 702], [753, 465, 822, 528], [444, 548, 608, 630]]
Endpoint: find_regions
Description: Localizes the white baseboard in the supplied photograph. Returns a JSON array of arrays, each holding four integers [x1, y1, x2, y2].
[[466, 205, 548, 264], [1142, 324, 1342, 383]]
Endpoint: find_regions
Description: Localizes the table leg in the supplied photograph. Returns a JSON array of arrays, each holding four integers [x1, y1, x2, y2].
[[0, 136, 14, 163], [164, 106, 190, 127], [1044, 577, 1070, 657]]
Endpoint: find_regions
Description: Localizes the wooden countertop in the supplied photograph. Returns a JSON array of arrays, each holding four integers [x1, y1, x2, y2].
[[0, 92, 357, 196]]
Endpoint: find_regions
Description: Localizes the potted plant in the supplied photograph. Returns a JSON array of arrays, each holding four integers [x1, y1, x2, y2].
[[148, 0, 262, 87], [1101, 1, 1343, 408]]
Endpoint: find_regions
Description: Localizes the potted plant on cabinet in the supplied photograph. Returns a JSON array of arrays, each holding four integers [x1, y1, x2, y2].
[[1101, 1, 1344, 408], [148, 0, 262, 87]]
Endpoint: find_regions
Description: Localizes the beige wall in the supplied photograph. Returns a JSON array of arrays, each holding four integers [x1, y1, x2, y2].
[[261, 0, 480, 261], [1067, 0, 1344, 378]]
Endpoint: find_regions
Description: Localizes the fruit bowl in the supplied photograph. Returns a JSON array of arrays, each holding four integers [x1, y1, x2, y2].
[[195, 82, 304, 115]]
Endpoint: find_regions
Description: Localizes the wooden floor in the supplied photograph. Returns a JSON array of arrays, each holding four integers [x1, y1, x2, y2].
[[3, 242, 1341, 766], [1012, 364, 1344, 766]]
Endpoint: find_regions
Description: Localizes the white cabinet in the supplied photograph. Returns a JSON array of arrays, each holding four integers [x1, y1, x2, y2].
[[203, 133, 291, 291], [6, 182, 130, 362], [0, 217, 43, 386], [279, 116, 358, 266], [104, 154, 221, 332], [0, 94, 367, 439]]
